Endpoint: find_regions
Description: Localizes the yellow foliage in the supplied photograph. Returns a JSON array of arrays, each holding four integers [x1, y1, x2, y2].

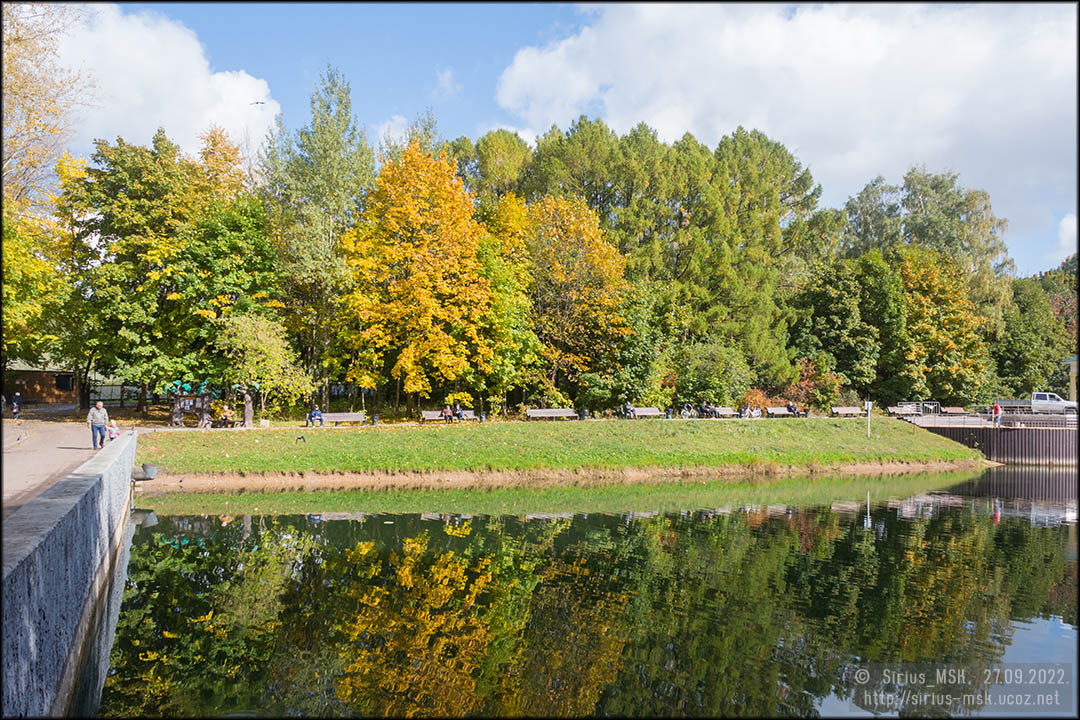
[[342, 141, 494, 395]]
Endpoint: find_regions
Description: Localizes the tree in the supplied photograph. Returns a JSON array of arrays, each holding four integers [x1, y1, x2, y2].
[[215, 313, 314, 424], [259, 65, 376, 407], [0, 206, 66, 370], [524, 195, 629, 397], [893, 246, 991, 404], [53, 129, 281, 408], [473, 129, 532, 206], [992, 278, 1070, 396], [840, 176, 902, 258], [790, 260, 880, 395], [841, 168, 1014, 338], [2, 2, 90, 208], [341, 141, 494, 403]]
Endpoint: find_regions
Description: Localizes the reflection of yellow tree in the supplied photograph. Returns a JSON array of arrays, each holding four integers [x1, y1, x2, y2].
[[334, 535, 495, 716]]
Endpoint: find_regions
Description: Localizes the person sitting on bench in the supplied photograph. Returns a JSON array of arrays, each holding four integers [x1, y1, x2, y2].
[[221, 404, 236, 427], [624, 400, 636, 419], [441, 405, 453, 424], [308, 405, 324, 427], [453, 402, 464, 423]]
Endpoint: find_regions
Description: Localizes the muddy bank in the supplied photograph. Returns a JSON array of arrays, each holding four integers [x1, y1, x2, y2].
[[134, 458, 991, 496]]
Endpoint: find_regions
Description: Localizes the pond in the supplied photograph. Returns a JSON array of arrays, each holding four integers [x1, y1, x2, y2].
[[96, 467, 1077, 717]]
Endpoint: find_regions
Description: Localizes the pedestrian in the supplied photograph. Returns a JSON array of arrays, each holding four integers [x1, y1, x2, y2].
[[107, 419, 120, 441], [87, 401, 109, 449], [12, 392, 21, 420], [992, 401, 1002, 428], [308, 405, 324, 427]]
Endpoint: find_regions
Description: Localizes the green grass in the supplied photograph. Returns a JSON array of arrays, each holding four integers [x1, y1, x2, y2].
[[136, 467, 984, 516], [136, 417, 980, 475]]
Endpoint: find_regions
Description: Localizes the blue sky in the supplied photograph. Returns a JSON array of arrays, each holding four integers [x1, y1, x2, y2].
[[57, 3, 1077, 275]]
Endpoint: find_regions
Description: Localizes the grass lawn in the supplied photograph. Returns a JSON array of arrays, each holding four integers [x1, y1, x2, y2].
[[136, 467, 983, 516], [135, 416, 980, 475]]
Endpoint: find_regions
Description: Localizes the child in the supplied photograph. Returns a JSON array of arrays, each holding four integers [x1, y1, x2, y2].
[[107, 419, 120, 441]]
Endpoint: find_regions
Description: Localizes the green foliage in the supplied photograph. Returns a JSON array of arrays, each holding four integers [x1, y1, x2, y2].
[[992, 278, 1070, 396], [671, 342, 754, 407], [214, 313, 314, 405], [259, 64, 375, 402]]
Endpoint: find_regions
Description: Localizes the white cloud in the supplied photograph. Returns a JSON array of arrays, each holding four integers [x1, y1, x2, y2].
[[375, 114, 410, 148], [1053, 214, 1078, 264], [58, 4, 280, 161], [434, 66, 462, 100], [494, 4, 1077, 274]]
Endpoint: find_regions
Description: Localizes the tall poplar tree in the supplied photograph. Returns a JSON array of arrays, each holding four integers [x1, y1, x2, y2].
[[259, 65, 375, 406]]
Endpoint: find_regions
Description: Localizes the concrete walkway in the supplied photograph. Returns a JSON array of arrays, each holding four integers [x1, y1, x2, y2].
[[2, 419, 100, 519]]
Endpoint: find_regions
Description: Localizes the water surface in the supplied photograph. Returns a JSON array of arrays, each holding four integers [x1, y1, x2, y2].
[[98, 467, 1077, 717]]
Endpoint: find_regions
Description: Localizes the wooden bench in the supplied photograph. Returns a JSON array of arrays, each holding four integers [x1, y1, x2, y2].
[[421, 409, 479, 422], [713, 406, 735, 417], [629, 406, 664, 418], [831, 406, 863, 417], [887, 406, 920, 417], [765, 406, 793, 418], [320, 411, 366, 426], [941, 406, 967, 415], [526, 408, 579, 421]]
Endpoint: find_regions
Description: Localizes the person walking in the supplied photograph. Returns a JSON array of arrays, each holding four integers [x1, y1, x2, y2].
[[12, 392, 22, 420], [992, 401, 1002, 428], [88, 401, 109, 449]]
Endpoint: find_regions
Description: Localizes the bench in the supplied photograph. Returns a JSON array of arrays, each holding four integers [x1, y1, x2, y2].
[[887, 406, 920, 417], [713, 406, 735, 417], [525, 408, 579, 421], [421, 409, 479, 423], [831, 406, 863, 417], [318, 411, 366, 426], [628, 406, 664, 418], [765, 406, 793, 418], [941, 406, 967, 415]]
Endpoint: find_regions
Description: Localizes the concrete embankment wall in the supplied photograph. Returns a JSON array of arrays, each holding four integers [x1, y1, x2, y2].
[[923, 426, 1077, 466], [2, 431, 137, 717]]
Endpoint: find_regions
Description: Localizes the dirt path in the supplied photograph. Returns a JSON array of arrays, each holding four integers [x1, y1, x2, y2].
[[133, 458, 989, 496]]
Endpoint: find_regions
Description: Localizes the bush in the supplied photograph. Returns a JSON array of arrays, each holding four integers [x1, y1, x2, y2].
[[672, 343, 754, 407]]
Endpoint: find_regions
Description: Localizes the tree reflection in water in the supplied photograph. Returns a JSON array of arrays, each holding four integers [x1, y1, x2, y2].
[[99, 490, 1077, 717]]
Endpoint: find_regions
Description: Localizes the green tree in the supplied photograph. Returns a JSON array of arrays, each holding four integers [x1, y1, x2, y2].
[[991, 278, 1070, 396], [791, 260, 880, 395], [53, 129, 281, 408], [215, 313, 314, 420], [259, 65, 375, 407]]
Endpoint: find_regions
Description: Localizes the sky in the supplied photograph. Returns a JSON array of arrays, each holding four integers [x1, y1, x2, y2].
[[55, 2, 1077, 275]]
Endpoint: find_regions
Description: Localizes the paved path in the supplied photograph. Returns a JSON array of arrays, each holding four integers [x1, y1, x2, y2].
[[2, 419, 100, 519]]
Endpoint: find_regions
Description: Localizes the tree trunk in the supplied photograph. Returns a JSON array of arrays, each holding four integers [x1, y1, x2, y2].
[[119, 384, 125, 409], [243, 390, 253, 428], [395, 376, 400, 411], [137, 384, 147, 413], [77, 358, 93, 410]]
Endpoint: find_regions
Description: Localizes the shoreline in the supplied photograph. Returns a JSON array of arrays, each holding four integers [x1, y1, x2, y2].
[[134, 457, 992, 496]]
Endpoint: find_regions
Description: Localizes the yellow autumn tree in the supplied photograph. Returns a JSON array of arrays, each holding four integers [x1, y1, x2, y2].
[[2, 3, 90, 208], [525, 195, 629, 394], [342, 141, 493, 399]]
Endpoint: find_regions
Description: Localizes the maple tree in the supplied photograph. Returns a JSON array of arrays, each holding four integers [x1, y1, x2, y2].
[[341, 141, 494, 403], [524, 195, 629, 397]]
